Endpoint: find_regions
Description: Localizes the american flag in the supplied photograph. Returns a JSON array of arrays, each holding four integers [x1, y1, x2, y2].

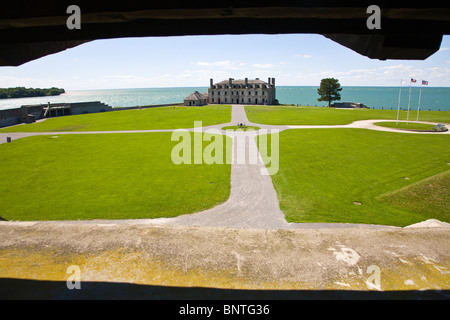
[[411, 78, 417, 83], [422, 80, 428, 85]]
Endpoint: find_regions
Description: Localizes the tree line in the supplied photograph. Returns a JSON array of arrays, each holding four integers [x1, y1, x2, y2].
[[0, 87, 65, 99]]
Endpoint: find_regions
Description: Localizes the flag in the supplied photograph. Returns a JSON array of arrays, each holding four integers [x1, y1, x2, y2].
[[411, 78, 417, 83], [422, 80, 428, 85]]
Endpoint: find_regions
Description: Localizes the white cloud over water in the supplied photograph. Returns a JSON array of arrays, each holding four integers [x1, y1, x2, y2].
[[290, 64, 450, 87]]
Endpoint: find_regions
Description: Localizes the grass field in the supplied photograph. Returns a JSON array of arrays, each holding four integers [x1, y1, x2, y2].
[[0, 133, 231, 221], [0, 105, 231, 132], [260, 128, 450, 226], [245, 105, 450, 125], [374, 121, 446, 131], [378, 170, 449, 222]]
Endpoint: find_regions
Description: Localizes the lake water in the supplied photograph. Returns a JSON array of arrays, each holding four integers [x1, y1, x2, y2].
[[0, 86, 449, 111]]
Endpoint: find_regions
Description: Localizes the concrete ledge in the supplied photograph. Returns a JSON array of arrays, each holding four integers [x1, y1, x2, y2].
[[0, 223, 448, 299]]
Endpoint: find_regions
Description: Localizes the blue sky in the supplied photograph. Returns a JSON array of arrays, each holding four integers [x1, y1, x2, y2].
[[1, 34, 450, 90]]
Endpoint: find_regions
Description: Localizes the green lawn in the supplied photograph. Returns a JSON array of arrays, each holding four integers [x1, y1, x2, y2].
[[0, 132, 231, 221], [378, 170, 449, 222], [0, 105, 231, 132], [374, 121, 446, 131], [260, 128, 450, 226], [245, 105, 450, 125]]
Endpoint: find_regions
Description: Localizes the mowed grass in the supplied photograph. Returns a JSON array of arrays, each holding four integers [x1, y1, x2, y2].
[[261, 129, 449, 226], [0, 105, 231, 132], [245, 105, 450, 125], [374, 121, 445, 131], [0, 132, 231, 221], [378, 170, 449, 222]]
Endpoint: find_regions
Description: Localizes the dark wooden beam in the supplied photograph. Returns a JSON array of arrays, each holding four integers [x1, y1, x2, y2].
[[0, 2, 449, 65]]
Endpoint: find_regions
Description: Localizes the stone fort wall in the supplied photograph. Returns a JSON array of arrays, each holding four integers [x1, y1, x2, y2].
[[0, 101, 112, 128]]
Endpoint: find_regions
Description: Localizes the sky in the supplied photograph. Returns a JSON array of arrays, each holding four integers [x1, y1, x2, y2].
[[1, 34, 450, 90]]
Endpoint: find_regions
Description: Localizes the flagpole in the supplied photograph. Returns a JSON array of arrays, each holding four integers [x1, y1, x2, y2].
[[396, 78, 402, 126], [417, 82, 423, 122], [407, 79, 412, 124]]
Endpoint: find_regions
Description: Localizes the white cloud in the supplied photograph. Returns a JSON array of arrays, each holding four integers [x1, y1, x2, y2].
[[0, 76, 65, 88], [251, 63, 275, 68], [289, 63, 450, 86], [294, 54, 314, 58], [196, 60, 235, 68]]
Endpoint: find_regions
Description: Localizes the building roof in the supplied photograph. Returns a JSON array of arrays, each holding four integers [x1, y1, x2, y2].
[[184, 91, 208, 101], [215, 78, 268, 85]]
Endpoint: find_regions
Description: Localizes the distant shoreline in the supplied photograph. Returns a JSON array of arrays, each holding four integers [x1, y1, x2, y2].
[[0, 87, 449, 111], [64, 85, 450, 91], [0, 87, 65, 100]]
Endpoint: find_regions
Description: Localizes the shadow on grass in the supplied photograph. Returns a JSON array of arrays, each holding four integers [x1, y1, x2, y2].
[[1, 278, 448, 300]]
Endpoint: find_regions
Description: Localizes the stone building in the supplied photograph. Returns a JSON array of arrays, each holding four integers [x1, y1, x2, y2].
[[208, 78, 276, 105], [183, 91, 208, 106], [0, 101, 112, 128]]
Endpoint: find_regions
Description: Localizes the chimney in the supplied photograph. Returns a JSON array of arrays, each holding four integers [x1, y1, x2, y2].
[[268, 77, 271, 85], [271, 77, 275, 87], [210, 78, 213, 88], [229, 78, 233, 88], [245, 78, 248, 87]]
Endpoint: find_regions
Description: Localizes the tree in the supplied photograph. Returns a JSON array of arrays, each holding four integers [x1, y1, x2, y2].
[[317, 78, 342, 107]]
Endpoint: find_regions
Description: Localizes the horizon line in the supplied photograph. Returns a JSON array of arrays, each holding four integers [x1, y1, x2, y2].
[[66, 84, 450, 91]]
